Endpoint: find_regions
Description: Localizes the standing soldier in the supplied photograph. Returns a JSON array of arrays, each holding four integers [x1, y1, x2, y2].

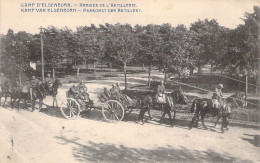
[[30, 76, 40, 101], [45, 73, 53, 93]]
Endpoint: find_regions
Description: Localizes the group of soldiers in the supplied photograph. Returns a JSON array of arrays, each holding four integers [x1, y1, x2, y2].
[[99, 82, 132, 103], [68, 81, 91, 102], [154, 80, 224, 110], [0, 72, 55, 99], [1, 72, 225, 109]]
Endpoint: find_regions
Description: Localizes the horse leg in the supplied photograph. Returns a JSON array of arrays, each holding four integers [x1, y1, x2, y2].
[[166, 110, 173, 127], [3, 95, 7, 107], [39, 98, 43, 110], [17, 99, 21, 110], [189, 114, 197, 129], [31, 100, 35, 112], [139, 109, 146, 125], [214, 115, 221, 127], [159, 110, 166, 125], [147, 108, 153, 120], [200, 114, 208, 130]]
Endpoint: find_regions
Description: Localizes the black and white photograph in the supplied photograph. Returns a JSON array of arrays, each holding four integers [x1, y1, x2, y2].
[[0, 0, 259, 162]]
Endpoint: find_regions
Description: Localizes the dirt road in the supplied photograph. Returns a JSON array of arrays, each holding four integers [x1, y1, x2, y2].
[[0, 73, 259, 163]]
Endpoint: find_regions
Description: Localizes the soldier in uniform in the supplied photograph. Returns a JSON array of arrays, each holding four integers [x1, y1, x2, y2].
[[45, 73, 53, 93], [110, 84, 121, 101], [30, 76, 40, 101], [212, 84, 224, 109], [68, 84, 80, 99], [99, 87, 111, 102], [155, 80, 166, 103], [77, 80, 90, 101]]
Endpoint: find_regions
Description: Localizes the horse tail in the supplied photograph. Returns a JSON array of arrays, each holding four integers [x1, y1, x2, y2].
[[190, 99, 198, 113]]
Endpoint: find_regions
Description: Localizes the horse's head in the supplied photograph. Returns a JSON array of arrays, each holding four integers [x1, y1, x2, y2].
[[54, 79, 62, 87], [171, 90, 188, 105]]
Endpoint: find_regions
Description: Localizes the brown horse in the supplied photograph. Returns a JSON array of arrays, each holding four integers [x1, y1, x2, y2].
[[189, 97, 232, 132], [0, 79, 12, 107], [42, 79, 62, 107], [12, 83, 46, 111]]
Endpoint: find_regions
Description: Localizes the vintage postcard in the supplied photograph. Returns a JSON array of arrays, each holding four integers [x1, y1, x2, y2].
[[0, 0, 259, 162]]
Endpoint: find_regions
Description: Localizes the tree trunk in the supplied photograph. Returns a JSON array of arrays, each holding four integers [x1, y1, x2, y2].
[[52, 68, 55, 79], [101, 61, 103, 71], [210, 64, 213, 87], [164, 71, 167, 83], [19, 72, 22, 85], [77, 67, 80, 78], [109, 63, 112, 74], [124, 62, 127, 90], [142, 64, 144, 69], [93, 62, 96, 74], [245, 75, 248, 107], [148, 65, 151, 87], [198, 65, 202, 75]]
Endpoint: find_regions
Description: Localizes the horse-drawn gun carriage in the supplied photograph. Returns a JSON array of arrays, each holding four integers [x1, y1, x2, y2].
[[59, 88, 131, 121]]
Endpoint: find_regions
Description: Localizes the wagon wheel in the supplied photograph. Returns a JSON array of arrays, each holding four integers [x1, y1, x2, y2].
[[60, 98, 81, 119], [102, 100, 124, 122]]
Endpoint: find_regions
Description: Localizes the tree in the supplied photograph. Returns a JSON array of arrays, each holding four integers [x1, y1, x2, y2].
[[106, 23, 139, 90], [190, 19, 225, 74], [135, 24, 162, 87], [0, 29, 32, 83]]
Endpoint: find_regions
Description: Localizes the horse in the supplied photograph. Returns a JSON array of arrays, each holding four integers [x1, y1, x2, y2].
[[42, 79, 62, 107], [189, 97, 232, 132], [12, 83, 46, 111], [0, 79, 12, 107], [136, 94, 153, 124]]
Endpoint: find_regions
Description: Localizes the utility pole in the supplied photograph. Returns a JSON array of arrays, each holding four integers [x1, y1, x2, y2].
[[39, 26, 45, 83], [245, 75, 248, 107]]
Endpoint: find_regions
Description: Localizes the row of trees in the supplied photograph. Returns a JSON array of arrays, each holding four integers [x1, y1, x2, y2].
[[0, 6, 259, 89]]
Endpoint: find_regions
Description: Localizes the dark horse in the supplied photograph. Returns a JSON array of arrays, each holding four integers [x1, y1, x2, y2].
[[11, 79, 62, 111], [137, 94, 153, 124], [0, 79, 12, 106], [43, 79, 62, 107], [189, 98, 232, 132], [11, 83, 46, 111]]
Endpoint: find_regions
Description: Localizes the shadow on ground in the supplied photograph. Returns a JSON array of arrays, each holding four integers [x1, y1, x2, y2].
[[55, 136, 252, 163]]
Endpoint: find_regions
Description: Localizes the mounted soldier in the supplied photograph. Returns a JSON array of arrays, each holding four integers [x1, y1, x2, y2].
[[45, 73, 53, 93], [212, 84, 224, 109], [30, 76, 40, 101], [155, 80, 166, 103]]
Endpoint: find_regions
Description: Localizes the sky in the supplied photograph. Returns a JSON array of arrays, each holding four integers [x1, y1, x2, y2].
[[0, 0, 259, 34]]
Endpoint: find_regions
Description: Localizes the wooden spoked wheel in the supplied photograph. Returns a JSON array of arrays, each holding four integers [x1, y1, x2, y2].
[[102, 100, 124, 122], [60, 98, 81, 119]]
